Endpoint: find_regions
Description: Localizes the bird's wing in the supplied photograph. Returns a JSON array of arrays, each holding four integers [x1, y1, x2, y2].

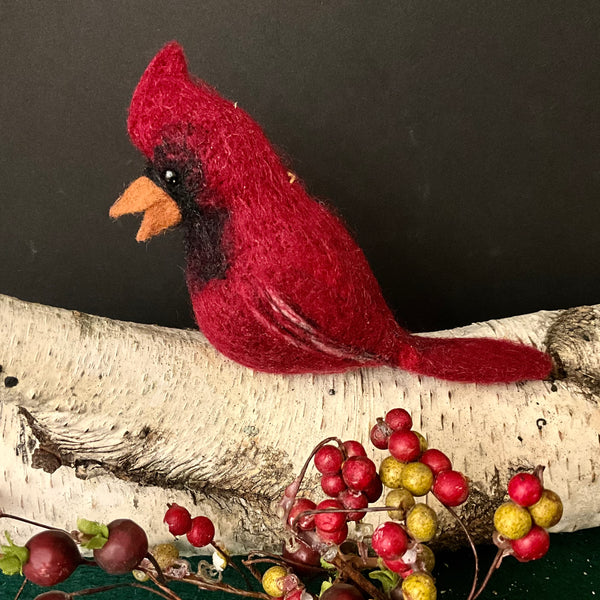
[[253, 285, 380, 365]]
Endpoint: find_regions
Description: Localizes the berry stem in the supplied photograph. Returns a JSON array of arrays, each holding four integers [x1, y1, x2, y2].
[[244, 550, 326, 574], [180, 574, 272, 599], [280, 436, 343, 527], [12, 577, 26, 600], [443, 505, 479, 600], [329, 552, 387, 600], [211, 541, 253, 589], [0, 512, 61, 531], [71, 583, 178, 599], [470, 547, 507, 600], [145, 551, 168, 584]]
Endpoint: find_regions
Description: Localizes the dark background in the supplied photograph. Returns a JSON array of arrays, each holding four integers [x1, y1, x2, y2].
[[1, 1, 599, 333]]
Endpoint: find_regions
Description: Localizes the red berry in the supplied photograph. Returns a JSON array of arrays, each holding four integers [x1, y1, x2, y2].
[[370, 423, 389, 450], [344, 440, 367, 457], [282, 538, 321, 571], [342, 456, 377, 491], [432, 470, 470, 507], [94, 519, 148, 575], [314, 499, 346, 532], [388, 430, 422, 462], [511, 525, 550, 562], [314, 445, 344, 475], [363, 474, 383, 502], [383, 557, 412, 578], [24, 530, 82, 587], [288, 498, 317, 530], [321, 473, 347, 497], [385, 408, 412, 431], [319, 583, 363, 600], [420, 449, 452, 476], [371, 522, 408, 560], [164, 503, 192, 536], [338, 489, 368, 521], [317, 523, 349, 545], [187, 516, 215, 547], [507, 473, 543, 507]]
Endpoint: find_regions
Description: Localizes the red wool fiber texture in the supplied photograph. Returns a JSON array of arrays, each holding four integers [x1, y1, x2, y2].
[[125, 41, 553, 383]]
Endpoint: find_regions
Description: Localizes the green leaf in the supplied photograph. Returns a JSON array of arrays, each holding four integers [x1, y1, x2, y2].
[[319, 580, 334, 596], [0, 532, 29, 575], [319, 557, 336, 570], [82, 533, 108, 550], [77, 518, 109, 538], [0, 555, 23, 576], [369, 568, 400, 595], [77, 518, 109, 550]]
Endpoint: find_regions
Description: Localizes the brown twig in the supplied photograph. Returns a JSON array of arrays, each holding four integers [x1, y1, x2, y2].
[[444, 505, 479, 600], [212, 540, 254, 589], [330, 552, 387, 600], [12, 577, 27, 600], [471, 548, 508, 600], [0, 512, 61, 531]]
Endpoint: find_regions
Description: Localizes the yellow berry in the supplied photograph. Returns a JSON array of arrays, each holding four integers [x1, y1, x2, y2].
[[379, 455, 406, 488], [386, 488, 415, 520], [414, 431, 428, 453], [401, 462, 434, 496], [528, 489, 563, 528], [402, 572, 437, 600], [262, 565, 288, 597], [494, 501, 532, 540], [406, 504, 438, 542], [151, 543, 179, 570], [418, 544, 436, 572]]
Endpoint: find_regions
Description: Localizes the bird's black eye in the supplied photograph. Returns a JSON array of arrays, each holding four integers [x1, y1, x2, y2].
[[163, 169, 180, 186]]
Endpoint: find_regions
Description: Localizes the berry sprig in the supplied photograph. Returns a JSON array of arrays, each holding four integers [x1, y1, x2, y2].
[[0, 407, 564, 600], [494, 467, 563, 562]]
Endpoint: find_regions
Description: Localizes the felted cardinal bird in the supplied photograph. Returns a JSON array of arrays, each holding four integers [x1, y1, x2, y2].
[[110, 42, 553, 383]]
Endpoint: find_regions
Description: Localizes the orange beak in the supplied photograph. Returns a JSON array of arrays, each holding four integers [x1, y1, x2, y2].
[[109, 176, 182, 242]]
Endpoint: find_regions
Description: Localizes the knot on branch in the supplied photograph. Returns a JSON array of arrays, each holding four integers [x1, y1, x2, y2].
[[546, 306, 600, 401]]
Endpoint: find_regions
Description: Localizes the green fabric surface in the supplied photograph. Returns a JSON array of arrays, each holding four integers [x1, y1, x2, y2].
[[1, 528, 598, 599]]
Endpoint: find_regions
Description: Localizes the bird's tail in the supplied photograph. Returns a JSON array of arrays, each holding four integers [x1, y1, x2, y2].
[[396, 335, 553, 383]]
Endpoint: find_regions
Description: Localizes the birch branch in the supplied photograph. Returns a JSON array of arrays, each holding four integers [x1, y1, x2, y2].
[[1, 293, 598, 554]]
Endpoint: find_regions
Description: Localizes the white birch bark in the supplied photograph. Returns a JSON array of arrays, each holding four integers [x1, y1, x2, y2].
[[1, 293, 598, 554]]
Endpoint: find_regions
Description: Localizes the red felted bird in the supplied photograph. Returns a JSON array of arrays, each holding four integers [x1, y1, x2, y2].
[[110, 42, 553, 383]]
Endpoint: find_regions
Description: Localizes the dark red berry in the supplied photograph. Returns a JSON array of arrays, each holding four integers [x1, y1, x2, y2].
[[388, 430, 421, 462], [371, 521, 408, 560], [321, 473, 347, 497], [314, 499, 346, 532], [316, 523, 348, 545], [385, 408, 412, 431], [507, 473, 543, 507], [93, 519, 148, 574], [24, 530, 81, 587], [187, 516, 215, 547], [420, 448, 452, 476], [338, 489, 368, 521], [370, 423, 389, 450], [319, 583, 363, 600], [33, 593, 71, 600], [432, 470, 470, 507], [282, 538, 321, 571], [288, 498, 317, 530], [363, 473, 383, 502], [343, 440, 367, 457], [342, 456, 377, 491], [511, 525, 550, 562], [164, 503, 192, 536], [314, 445, 344, 475]]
